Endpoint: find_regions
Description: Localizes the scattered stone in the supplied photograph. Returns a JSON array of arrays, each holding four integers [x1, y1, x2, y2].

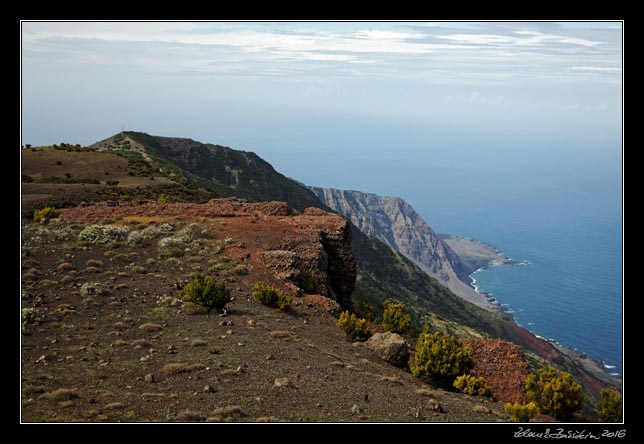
[[203, 385, 215, 393], [273, 377, 292, 388], [144, 373, 155, 383], [191, 339, 207, 347], [351, 404, 362, 415], [330, 361, 345, 367], [364, 332, 411, 368], [473, 405, 492, 414], [427, 398, 443, 413], [35, 354, 47, 364], [131, 339, 151, 349], [265, 354, 275, 361]]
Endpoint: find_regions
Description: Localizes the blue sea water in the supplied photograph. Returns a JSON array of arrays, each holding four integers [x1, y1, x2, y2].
[[259, 128, 623, 376], [406, 143, 624, 376]]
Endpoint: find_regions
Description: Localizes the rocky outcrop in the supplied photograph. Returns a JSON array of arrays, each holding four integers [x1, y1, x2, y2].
[[310, 187, 494, 309], [60, 198, 356, 309], [364, 332, 411, 368], [461, 338, 530, 404]]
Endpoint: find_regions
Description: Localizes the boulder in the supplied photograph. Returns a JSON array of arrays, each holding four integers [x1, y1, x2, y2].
[[364, 332, 411, 368]]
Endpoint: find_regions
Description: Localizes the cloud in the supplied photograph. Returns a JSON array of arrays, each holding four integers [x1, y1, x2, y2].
[[22, 23, 440, 62], [21, 22, 621, 84], [571, 66, 621, 72], [435, 30, 602, 48]]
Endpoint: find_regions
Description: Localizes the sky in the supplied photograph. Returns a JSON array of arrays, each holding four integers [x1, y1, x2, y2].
[[21, 21, 622, 190]]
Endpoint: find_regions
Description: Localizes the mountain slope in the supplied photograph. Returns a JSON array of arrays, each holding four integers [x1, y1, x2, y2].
[[309, 187, 495, 310], [91, 132, 325, 213]]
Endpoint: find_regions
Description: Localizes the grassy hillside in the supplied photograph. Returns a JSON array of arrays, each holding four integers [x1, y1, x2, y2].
[[350, 230, 517, 338], [123, 132, 325, 212]]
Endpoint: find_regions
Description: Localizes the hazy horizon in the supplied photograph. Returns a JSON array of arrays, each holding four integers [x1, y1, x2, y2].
[[22, 22, 621, 161]]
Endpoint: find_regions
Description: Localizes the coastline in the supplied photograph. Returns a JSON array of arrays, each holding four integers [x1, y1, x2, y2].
[[444, 234, 621, 385]]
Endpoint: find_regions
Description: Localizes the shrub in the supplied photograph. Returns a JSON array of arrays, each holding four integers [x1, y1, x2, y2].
[[382, 300, 411, 334], [336, 311, 372, 342], [233, 264, 250, 275], [178, 223, 207, 242], [299, 272, 317, 293], [57, 262, 73, 271], [252, 282, 278, 305], [597, 389, 622, 422], [158, 236, 187, 250], [80, 282, 103, 297], [127, 231, 143, 245], [78, 224, 128, 244], [181, 272, 231, 311], [85, 259, 103, 268], [453, 374, 492, 397], [33, 207, 60, 224], [251, 282, 291, 312], [525, 366, 582, 421], [277, 293, 292, 312], [157, 193, 169, 203], [105, 180, 119, 186], [409, 327, 474, 387], [505, 401, 538, 422]]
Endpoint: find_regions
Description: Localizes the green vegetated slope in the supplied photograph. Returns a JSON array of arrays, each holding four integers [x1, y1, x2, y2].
[[122, 132, 324, 212], [351, 230, 517, 338]]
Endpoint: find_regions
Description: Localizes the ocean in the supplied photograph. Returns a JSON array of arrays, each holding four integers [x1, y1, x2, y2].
[[386, 140, 623, 376], [405, 142, 624, 376], [259, 126, 623, 377], [238, 119, 623, 374]]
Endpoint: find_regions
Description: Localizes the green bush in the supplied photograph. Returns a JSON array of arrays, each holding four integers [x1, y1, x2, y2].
[[505, 401, 538, 422], [299, 272, 317, 294], [382, 300, 411, 334], [453, 374, 493, 397], [252, 282, 291, 312], [33, 207, 60, 224], [158, 193, 170, 203], [181, 272, 231, 311], [277, 292, 292, 312], [597, 389, 622, 422], [525, 366, 582, 421], [336, 311, 371, 342], [409, 327, 474, 387]]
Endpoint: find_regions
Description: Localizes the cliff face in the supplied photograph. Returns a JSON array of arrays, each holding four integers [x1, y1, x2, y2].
[[309, 187, 491, 309]]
